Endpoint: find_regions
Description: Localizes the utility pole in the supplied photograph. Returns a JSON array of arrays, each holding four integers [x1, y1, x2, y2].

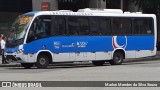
[[97, 0, 106, 8], [121, 0, 123, 10]]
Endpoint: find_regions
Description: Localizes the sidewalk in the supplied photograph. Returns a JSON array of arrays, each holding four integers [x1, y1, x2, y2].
[[0, 55, 21, 66]]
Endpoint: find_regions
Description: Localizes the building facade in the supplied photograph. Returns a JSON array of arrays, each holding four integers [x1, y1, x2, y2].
[[0, 0, 108, 35], [0, 0, 152, 36], [32, 0, 106, 11]]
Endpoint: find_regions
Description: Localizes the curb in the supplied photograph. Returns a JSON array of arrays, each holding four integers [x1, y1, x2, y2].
[[124, 56, 160, 63]]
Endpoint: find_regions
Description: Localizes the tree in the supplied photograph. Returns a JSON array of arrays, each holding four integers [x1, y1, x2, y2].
[[135, 0, 160, 14]]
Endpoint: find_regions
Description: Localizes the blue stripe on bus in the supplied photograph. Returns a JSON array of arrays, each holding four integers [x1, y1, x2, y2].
[[22, 36, 154, 54], [126, 36, 154, 50], [5, 36, 154, 54]]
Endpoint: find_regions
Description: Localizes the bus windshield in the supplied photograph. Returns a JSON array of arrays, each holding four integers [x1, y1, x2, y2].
[[6, 15, 33, 47]]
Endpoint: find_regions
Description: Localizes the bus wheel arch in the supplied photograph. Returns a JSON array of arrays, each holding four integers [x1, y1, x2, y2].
[[109, 49, 125, 65], [35, 51, 52, 68]]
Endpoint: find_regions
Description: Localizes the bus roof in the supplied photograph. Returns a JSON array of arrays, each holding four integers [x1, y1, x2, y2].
[[27, 8, 156, 18], [24, 11, 41, 15], [78, 8, 123, 14]]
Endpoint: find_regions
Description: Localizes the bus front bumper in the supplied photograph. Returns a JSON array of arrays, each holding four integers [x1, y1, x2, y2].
[[4, 53, 28, 63]]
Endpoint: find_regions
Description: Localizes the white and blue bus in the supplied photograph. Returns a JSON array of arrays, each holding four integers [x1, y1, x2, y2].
[[5, 8, 157, 68]]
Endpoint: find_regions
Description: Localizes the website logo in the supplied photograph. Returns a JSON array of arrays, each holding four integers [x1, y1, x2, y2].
[[2, 82, 12, 87]]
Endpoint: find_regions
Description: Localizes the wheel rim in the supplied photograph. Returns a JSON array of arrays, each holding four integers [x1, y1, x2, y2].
[[115, 55, 122, 63], [39, 58, 46, 65]]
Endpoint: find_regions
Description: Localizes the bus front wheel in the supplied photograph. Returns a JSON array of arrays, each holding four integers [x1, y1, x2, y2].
[[21, 63, 34, 69], [109, 52, 123, 65], [35, 54, 49, 69]]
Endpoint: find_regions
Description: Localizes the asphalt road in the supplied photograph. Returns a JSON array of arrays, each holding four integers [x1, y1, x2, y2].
[[0, 55, 160, 90]]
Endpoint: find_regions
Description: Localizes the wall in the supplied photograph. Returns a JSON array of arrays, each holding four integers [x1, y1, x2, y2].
[[32, 0, 106, 11]]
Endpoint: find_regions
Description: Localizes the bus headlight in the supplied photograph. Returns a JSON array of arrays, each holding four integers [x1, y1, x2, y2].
[[16, 49, 24, 54]]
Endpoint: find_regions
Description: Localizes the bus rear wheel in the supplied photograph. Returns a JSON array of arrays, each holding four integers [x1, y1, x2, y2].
[[35, 54, 49, 69], [92, 61, 105, 66], [109, 52, 123, 65], [21, 63, 34, 69]]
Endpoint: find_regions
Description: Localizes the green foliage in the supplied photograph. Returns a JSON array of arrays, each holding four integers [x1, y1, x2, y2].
[[135, 0, 160, 14]]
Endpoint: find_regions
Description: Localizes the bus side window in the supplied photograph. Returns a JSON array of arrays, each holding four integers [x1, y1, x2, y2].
[[134, 19, 143, 34], [53, 17, 66, 36], [67, 17, 79, 35], [90, 17, 112, 36], [100, 18, 112, 35], [78, 18, 90, 35], [133, 18, 153, 35], [27, 16, 51, 43], [144, 19, 153, 34], [34, 16, 51, 38], [112, 18, 131, 35], [90, 18, 100, 35], [112, 18, 122, 35], [121, 18, 132, 35]]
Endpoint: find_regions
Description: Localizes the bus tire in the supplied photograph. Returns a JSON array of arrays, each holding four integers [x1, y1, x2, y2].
[[21, 63, 34, 69], [109, 52, 123, 65], [92, 61, 105, 66], [35, 54, 49, 69]]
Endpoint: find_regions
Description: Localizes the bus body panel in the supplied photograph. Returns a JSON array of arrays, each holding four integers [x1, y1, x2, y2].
[[5, 35, 155, 62], [4, 35, 151, 62]]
